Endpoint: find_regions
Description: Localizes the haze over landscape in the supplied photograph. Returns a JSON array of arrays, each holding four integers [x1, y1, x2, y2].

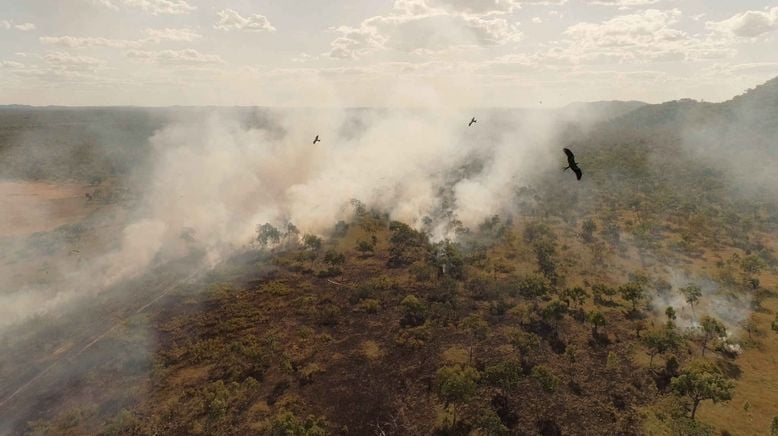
[[2, 1, 778, 436]]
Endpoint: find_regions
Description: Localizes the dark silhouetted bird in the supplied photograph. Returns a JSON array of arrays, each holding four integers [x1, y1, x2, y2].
[[468, 117, 477, 126], [563, 148, 582, 180], [313, 135, 320, 144]]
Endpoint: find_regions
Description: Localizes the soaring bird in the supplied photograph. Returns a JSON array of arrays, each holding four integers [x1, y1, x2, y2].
[[468, 117, 477, 127], [313, 135, 320, 144], [563, 148, 582, 180]]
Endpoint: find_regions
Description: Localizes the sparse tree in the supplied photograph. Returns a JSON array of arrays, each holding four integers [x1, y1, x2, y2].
[[641, 329, 679, 369], [619, 283, 645, 312], [534, 240, 558, 284], [665, 306, 677, 329], [670, 362, 734, 420], [741, 254, 764, 275], [436, 365, 480, 425], [531, 365, 559, 393], [587, 311, 607, 337], [515, 275, 551, 299], [462, 314, 490, 362], [591, 284, 617, 305], [400, 294, 427, 327], [655, 278, 672, 296], [699, 316, 726, 356], [562, 287, 589, 310], [256, 223, 281, 248], [323, 250, 345, 267], [303, 234, 322, 252], [356, 239, 375, 256], [483, 359, 522, 391], [541, 299, 568, 332], [284, 223, 300, 245], [581, 218, 597, 243], [740, 319, 757, 340], [680, 284, 702, 319]]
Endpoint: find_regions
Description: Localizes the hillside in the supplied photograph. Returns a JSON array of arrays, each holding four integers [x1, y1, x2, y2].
[[2, 78, 778, 435]]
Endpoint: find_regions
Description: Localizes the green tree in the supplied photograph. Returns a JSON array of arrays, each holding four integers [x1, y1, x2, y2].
[[665, 306, 677, 328], [356, 239, 375, 255], [436, 365, 480, 425], [587, 311, 607, 337], [699, 316, 726, 356], [515, 275, 551, 299], [400, 294, 427, 327], [540, 299, 568, 331], [483, 359, 523, 391], [681, 284, 703, 319], [670, 363, 734, 420], [531, 365, 559, 392], [591, 283, 617, 305], [619, 283, 645, 312], [388, 221, 429, 267], [462, 314, 490, 362], [561, 287, 589, 310], [257, 223, 281, 248], [303, 234, 322, 251], [741, 254, 764, 275], [534, 239, 558, 284], [641, 329, 679, 369], [323, 250, 345, 267], [268, 410, 327, 436]]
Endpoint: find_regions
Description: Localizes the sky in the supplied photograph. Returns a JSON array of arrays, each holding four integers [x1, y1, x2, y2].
[[1, 0, 777, 107]]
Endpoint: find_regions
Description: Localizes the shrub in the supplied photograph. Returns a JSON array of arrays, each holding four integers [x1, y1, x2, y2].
[[531, 365, 559, 392]]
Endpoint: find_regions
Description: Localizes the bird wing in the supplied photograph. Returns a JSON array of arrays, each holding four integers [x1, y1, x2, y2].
[[573, 167, 582, 180], [563, 148, 577, 167]]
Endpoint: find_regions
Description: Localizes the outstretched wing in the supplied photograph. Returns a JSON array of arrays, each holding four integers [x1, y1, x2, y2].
[[573, 167, 582, 180], [563, 148, 576, 167]]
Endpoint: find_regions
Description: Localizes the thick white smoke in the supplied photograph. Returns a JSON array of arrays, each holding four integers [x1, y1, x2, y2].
[[0, 106, 562, 331]]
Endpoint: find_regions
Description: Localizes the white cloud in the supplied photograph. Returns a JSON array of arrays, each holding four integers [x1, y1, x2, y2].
[[556, 9, 733, 64], [706, 7, 778, 38], [0, 60, 25, 69], [41, 36, 144, 48], [327, 1, 522, 59], [88, 0, 119, 10], [126, 49, 225, 65], [423, 0, 522, 14], [88, 0, 195, 15], [143, 28, 202, 42], [40, 28, 201, 48], [588, 0, 671, 9], [45, 52, 103, 71], [532, 17, 543, 23], [1, 20, 36, 31], [723, 62, 778, 75], [214, 9, 276, 32]]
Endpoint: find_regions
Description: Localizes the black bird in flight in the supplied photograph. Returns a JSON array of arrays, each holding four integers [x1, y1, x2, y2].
[[313, 135, 320, 144], [468, 117, 477, 126], [563, 148, 582, 180]]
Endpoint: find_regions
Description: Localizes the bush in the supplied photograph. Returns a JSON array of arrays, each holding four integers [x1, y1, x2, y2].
[[484, 359, 523, 390], [268, 410, 327, 436], [531, 365, 559, 392], [513, 275, 551, 299], [400, 294, 427, 327]]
